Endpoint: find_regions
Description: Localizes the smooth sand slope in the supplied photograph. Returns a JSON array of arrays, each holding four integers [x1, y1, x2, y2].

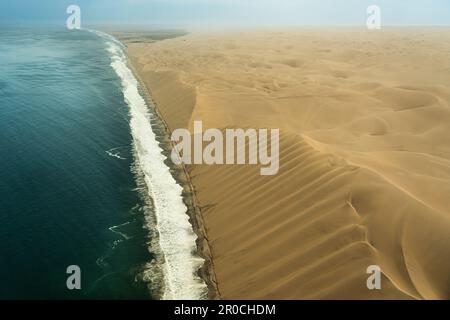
[[127, 28, 450, 299]]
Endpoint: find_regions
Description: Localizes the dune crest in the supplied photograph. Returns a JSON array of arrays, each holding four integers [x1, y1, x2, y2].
[[127, 28, 450, 299]]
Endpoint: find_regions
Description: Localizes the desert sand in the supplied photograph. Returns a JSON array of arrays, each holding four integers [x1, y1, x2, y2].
[[126, 28, 450, 299]]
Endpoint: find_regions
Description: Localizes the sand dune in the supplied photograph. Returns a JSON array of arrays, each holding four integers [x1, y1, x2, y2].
[[127, 28, 450, 299]]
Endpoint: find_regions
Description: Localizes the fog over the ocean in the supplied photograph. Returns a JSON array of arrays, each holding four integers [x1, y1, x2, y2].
[[1, 0, 449, 28]]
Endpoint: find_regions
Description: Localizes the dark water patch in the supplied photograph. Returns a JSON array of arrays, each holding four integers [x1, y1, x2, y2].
[[0, 27, 153, 299]]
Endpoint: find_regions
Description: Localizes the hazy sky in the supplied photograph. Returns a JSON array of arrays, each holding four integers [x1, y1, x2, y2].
[[1, 0, 449, 28]]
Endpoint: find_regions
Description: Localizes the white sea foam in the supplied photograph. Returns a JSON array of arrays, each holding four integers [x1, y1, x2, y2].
[[90, 29, 208, 300], [105, 149, 126, 160]]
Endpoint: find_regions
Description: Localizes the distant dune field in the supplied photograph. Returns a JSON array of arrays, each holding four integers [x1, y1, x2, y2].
[[127, 28, 450, 299]]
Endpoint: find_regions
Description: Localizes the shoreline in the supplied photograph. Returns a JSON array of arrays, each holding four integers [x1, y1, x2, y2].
[[120, 28, 450, 299], [124, 47, 220, 300]]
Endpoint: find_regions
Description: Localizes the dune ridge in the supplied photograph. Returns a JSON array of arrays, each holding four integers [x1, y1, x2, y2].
[[127, 28, 450, 299]]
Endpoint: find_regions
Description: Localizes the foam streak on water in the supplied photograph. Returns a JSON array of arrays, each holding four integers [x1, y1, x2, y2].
[[92, 30, 207, 300]]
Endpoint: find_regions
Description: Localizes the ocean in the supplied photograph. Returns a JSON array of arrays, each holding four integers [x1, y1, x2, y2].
[[0, 26, 206, 299]]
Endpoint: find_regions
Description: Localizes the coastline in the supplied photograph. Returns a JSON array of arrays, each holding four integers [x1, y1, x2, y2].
[[124, 45, 220, 300], [121, 28, 450, 300]]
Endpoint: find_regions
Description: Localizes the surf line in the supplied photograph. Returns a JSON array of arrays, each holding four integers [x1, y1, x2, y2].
[[92, 29, 208, 300]]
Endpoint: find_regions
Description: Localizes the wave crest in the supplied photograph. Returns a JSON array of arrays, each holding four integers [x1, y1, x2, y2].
[[91, 29, 208, 300]]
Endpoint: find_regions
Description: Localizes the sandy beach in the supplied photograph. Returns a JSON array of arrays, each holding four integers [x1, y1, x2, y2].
[[125, 28, 450, 300]]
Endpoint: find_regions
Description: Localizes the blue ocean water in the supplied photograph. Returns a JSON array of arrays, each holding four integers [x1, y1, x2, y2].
[[0, 27, 154, 299]]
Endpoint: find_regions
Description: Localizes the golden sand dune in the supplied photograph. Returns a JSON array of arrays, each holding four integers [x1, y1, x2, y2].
[[127, 28, 450, 299]]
